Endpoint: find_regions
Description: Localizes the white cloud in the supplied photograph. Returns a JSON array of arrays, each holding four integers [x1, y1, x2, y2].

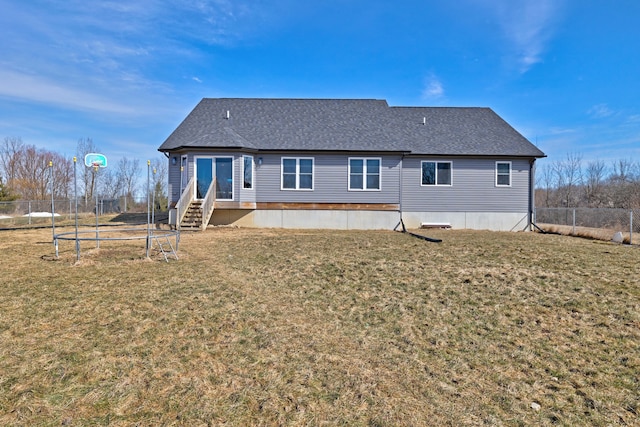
[[548, 127, 576, 135], [0, 70, 140, 116], [480, 0, 563, 73], [0, 1, 266, 120], [422, 74, 444, 100], [588, 104, 614, 119]]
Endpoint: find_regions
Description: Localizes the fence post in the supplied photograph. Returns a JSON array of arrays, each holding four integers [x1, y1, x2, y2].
[[572, 208, 576, 235], [631, 210, 633, 245], [50, 161, 55, 243], [28, 201, 32, 225]]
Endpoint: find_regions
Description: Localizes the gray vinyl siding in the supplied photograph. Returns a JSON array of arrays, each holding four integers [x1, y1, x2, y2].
[[168, 152, 256, 204], [168, 156, 182, 204], [169, 151, 531, 212], [255, 153, 401, 204], [401, 157, 531, 212]]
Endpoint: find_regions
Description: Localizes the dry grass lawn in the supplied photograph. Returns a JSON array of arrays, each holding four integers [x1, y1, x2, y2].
[[0, 225, 638, 426]]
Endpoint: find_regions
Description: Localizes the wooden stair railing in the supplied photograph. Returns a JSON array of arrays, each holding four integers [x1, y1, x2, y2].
[[176, 176, 195, 231], [199, 178, 217, 231]]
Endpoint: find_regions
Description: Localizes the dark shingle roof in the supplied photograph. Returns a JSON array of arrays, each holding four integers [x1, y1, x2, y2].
[[390, 107, 545, 156], [158, 98, 545, 157]]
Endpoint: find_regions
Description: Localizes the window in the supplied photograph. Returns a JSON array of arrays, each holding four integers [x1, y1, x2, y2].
[[349, 158, 381, 190], [281, 157, 313, 190], [243, 155, 253, 189], [421, 161, 452, 186], [496, 161, 511, 186]]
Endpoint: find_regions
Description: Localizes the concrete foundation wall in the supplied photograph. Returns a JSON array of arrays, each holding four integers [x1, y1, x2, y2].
[[211, 209, 400, 230], [401, 211, 531, 231], [211, 209, 530, 231]]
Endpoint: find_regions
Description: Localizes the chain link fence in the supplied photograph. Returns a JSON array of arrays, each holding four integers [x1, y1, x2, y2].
[[535, 207, 639, 244], [0, 198, 132, 228]]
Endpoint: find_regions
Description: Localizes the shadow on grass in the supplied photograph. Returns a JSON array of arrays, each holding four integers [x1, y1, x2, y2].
[[109, 211, 168, 225]]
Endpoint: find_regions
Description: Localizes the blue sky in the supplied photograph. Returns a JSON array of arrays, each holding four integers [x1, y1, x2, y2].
[[1, 0, 639, 171]]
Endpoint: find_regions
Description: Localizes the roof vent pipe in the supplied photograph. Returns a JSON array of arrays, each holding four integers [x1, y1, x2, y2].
[[226, 110, 230, 119], [422, 117, 426, 125]]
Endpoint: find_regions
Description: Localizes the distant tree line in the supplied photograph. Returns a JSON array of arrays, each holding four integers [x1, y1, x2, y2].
[[0, 136, 168, 211], [536, 153, 640, 209]]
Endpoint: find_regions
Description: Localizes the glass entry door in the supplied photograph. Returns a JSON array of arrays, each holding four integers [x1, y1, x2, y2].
[[195, 157, 233, 200]]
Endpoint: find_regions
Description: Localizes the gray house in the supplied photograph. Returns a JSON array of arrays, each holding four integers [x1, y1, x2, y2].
[[158, 98, 545, 231]]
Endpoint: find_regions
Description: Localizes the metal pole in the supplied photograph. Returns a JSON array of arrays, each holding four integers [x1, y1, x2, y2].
[[94, 164, 99, 249], [152, 167, 156, 227], [146, 160, 151, 258], [572, 208, 576, 235], [28, 201, 31, 225], [50, 161, 55, 243], [630, 210, 633, 245], [74, 157, 80, 261]]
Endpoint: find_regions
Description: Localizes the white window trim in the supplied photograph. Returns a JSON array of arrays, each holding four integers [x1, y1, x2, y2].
[[281, 157, 314, 191], [348, 157, 382, 191], [420, 160, 453, 186], [243, 155, 254, 190], [495, 161, 512, 187]]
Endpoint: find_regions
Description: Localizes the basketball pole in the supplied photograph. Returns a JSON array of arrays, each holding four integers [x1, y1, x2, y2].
[[74, 157, 80, 261], [95, 163, 100, 249], [146, 160, 151, 258], [152, 167, 157, 227], [49, 161, 55, 243]]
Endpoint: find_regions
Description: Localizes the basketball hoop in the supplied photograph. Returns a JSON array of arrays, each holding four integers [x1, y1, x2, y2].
[[85, 153, 107, 168]]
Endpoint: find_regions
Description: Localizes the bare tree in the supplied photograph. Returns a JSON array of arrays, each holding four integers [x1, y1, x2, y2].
[[76, 137, 101, 203], [117, 157, 140, 211], [584, 159, 607, 207], [0, 136, 24, 186], [150, 157, 168, 210], [610, 158, 635, 184], [535, 162, 555, 207], [535, 152, 640, 209], [17, 145, 51, 200], [608, 158, 639, 208], [554, 152, 583, 207], [52, 154, 73, 199], [0, 138, 72, 200], [99, 167, 122, 199]]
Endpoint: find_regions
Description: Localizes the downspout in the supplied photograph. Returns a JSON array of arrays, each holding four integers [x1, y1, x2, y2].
[[395, 153, 441, 242], [529, 157, 546, 234], [529, 158, 536, 232], [398, 153, 404, 228]]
